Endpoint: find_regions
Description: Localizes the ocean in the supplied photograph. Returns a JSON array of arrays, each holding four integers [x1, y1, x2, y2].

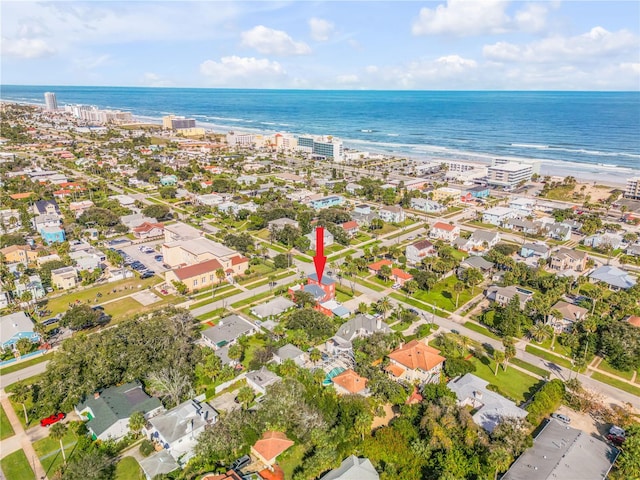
[[2, 85, 639, 181]]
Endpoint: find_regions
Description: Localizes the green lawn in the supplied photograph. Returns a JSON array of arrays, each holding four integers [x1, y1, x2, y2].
[[531, 337, 572, 357], [463, 321, 501, 340], [189, 288, 242, 310], [115, 456, 145, 480], [510, 358, 550, 378], [368, 275, 394, 288], [242, 336, 268, 368], [196, 307, 227, 322], [0, 449, 35, 480], [596, 360, 635, 381], [470, 357, 542, 404], [0, 353, 50, 376], [413, 276, 474, 312], [231, 291, 273, 309], [294, 254, 312, 263], [34, 429, 78, 476], [525, 345, 574, 369], [591, 372, 640, 397], [0, 403, 15, 440], [103, 294, 179, 322], [244, 270, 294, 290], [351, 277, 386, 293], [44, 276, 162, 316], [191, 283, 237, 300], [279, 443, 307, 480], [328, 248, 357, 262]]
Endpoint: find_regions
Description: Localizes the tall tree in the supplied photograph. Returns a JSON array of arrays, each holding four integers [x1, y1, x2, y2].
[[50, 422, 68, 463], [11, 384, 32, 425], [453, 281, 465, 309], [493, 350, 505, 376]]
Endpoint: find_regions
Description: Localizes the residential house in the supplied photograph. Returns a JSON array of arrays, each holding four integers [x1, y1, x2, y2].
[[625, 244, 640, 257], [317, 300, 350, 318], [520, 242, 550, 260], [307, 228, 334, 250], [0, 312, 39, 352], [549, 248, 588, 272], [551, 301, 589, 333], [195, 193, 224, 206], [0, 209, 21, 232], [144, 399, 217, 464], [305, 273, 336, 302], [326, 314, 390, 356], [251, 297, 296, 320], [133, 222, 165, 240], [503, 217, 541, 235], [251, 431, 294, 467], [385, 340, 445, 384], [454, 230, 500, 255], [406, 240, 436, 265], [340, 220, 359, 238], [273, 343, 306, 367], [378, 205, 405, 223], [485, 285, 534, 309], [0, 245, 38, 265], [482, 207, 517, 226], [0, 290, 9, 310], [624, 315, 640, 328], [351, 204, 377, 226], [51, 266, 79, 290], [40, 225, 66, 244], [237, 175, 258, 185], [502, 419, 618, 480], [391, 268, 413, 286], [32, 199, 61, 216], [509, 197, 536, 215], [367, 259, 393, 276], [459, 256, 494, 276], [121, 213, 158, 230], [69, 200, 94, 217], [545, 222, 572, 241], [32, 213, 61, 232], [448, 374, 528, 433], [201, 315, 256, 364], [309, 195, 344, 210], [15, 274, 45, 301], [345, 183, 360, 195], [75, 380, 163, 441], [320, 456, 379, 480], [267, 218, 299, 232], [463, 185, 490, 199], [583, 233, 623, 250], [589, 265, 636, 290], [410, 197, 445, 213], [139, 451, 179, 480], [430, 222, 460, 242], [331, 369, 369, 396], [246, 367, 281, 395], [159, 174, 178, 186]]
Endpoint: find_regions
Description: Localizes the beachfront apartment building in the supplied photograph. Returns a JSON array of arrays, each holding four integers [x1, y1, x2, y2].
[[162, 115, 196, 130], [625, 177, 640, 200], [487, 162, 533, 190], [297, 135, 344, 161]]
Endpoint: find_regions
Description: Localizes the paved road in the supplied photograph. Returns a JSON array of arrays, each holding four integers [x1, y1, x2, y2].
[[0, 362, 50, 390]]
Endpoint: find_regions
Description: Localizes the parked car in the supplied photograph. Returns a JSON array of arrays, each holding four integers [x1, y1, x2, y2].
[[154, 255, 164, 262], [140, 272, 155, 279], [160, 289, 169, 295], [551, 413, 571, 424], [607, 434, 626, 446], [42, 317, 59, 327], [40, 412, 65, 427], [230, 455, 251, 471]]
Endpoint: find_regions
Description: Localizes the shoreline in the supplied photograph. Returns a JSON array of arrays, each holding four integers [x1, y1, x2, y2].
[[2, 98, 633, 189]]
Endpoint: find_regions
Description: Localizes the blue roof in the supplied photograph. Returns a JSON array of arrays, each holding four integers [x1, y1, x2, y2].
[[332, 306, 350, 317], [308, 273, 335, 285], [303, 284, 326, 299]]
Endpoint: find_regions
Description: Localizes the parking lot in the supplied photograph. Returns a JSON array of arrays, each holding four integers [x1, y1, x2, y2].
[[118, 240, 168, 275]]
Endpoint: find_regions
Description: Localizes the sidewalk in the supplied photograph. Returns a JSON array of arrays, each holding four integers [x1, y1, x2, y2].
[[0, 390, 48, 479]]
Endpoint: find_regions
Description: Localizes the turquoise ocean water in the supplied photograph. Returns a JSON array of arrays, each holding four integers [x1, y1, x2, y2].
[[1, 85, 639, 175]]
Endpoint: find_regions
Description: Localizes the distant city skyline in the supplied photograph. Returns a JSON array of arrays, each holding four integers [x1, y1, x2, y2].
[[2, 1, 639, 90]]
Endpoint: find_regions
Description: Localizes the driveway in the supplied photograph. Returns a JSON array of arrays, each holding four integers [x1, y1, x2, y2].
[[120, 241, 167, 274], [209, 391, 241, 413]]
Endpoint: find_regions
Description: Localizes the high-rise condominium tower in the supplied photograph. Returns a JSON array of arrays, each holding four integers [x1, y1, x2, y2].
[[44, 92, 58, 111]]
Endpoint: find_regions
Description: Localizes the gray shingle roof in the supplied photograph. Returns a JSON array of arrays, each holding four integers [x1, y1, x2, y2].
[[201, 315, 255, 347], [335, 314, 390, 343], [321, 455, 379, 480], [275, 343, 305, 361], [139, 450, 180, 478], [589, 265, 636, 289], [246, 366, 281, 390], [251, 297, 295, 318], [148, 399, 217, 444]]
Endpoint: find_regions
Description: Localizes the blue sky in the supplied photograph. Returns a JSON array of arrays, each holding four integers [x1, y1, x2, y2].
[[2, 1, 639, 90]]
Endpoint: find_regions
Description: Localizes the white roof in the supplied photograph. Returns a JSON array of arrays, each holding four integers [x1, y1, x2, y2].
[[0, 312, 35, 345]]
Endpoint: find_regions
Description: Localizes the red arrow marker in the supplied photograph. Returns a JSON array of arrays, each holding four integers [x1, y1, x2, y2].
[[313, 226, 327, 284]]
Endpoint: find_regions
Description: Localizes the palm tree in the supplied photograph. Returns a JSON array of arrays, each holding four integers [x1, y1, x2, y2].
[[11, 384, 32, 425], [529, 323, 551, 343], [236, 386, 255, 410], [493, 350, 505, 376], [309, 348, 322, 364], [453, 281, 465, 309], [128, 411, 146, 436], [358, 302, 369, 314], [503, 338, 516, 371], [590, 284, 604, 315], [488, 447, 513, 480], [50, 422, 68, 463], [376, 297, 392, 320]]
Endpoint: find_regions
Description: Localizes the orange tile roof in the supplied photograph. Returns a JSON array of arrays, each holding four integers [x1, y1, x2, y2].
[[388, 340, 446, 372], [172, 258, 224, 280], [252, 431, 294, 463], [341, 220, 359, 230], [627, 315, 640, 328], [385, 364, 405, 378], [53, 189, 72, 195], [368, 259, 392, 271], [201, 471, 243, 480], [132, 222, 164, 233], [331, 369, 368, 394], [231, 255, 249, 266], [391, 268, 412, 280], [258, 465, 285, 480], [9, 192, 33, 200], [406, 386, 423, 405], [433, 222, 456, 231]]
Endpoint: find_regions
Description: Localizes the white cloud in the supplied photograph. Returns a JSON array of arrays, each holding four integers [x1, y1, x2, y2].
[[1, 37, 56, 58], [241, 25, 311, 55], [514, 3, 549, 33], [309, 17, 335, 41], [412, 0, 510, 36], [336, 74, 359, 84], [199, 56, 286, 87], [483, 27, 640, 63], [139, 72, 173, 88], [72, 54, 112, 71]]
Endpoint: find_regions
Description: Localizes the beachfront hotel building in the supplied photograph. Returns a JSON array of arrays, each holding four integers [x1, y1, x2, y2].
[[624, 177, 640, 200], [298, 135, 344, 161], [65, 105, 133, 124], [487, 162, 534, 190], [162, 115, 196, 130], [44, 92, 58, 111]]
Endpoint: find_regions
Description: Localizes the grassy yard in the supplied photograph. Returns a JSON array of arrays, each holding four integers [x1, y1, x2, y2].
[[596, 360, 635, 381], [470, 357, 542, 404], [328, 248, 357, 262], [244, 270, 294, 290], [531, 337, 572, 358], [294, 254, 312, 263], [191, 283, 237, 300], [591, 372, 640, 397], [196, 307, 227, 322], [189, 288, 242, 310], [242, 336, 268, 368], [510, 358, 550, 378], [463, 321, 501, 340], [115, 456, 145, 480], [279, 443, 307, 479], [44, 276, 162, 316], [413, 276, 474, 312], [525, 345, 574, 369], [231, 290, 273, 309], [368, 275, 394, 288], [0, 353, 50, 376], [34, 429, 79, 476], [351, 277, 386, 292], [0, 449, 35, 480], [103, 294, 179, 322], [0, 402, 15, 440]]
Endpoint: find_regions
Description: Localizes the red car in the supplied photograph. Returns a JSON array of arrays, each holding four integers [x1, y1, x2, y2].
[[40, 412, 65, 427]]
